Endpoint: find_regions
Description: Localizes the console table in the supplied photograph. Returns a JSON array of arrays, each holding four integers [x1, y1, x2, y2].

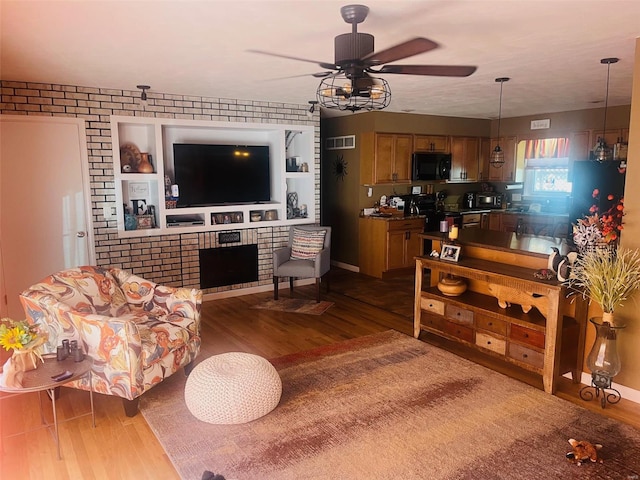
[[414, 254, 587, 394]]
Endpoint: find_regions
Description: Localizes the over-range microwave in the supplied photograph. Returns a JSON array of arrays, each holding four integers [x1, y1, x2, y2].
[[412, 152, 451, 181]]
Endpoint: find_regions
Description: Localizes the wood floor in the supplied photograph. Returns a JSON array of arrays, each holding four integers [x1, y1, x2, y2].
[[2, 267, 639, 479]]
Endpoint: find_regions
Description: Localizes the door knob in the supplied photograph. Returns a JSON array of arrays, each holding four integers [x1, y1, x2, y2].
[[76, 231, 86, 238]]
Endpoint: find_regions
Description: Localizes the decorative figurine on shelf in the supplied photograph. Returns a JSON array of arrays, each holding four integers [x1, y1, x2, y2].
[[137, 153, 154, 173]]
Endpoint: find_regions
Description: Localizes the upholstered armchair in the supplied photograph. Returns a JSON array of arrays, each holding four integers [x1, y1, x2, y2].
[[19, 266, 202, 416], [273, 226, 332, 302]]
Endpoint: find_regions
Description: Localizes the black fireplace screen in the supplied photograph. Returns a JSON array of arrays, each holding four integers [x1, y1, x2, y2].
[[199, 244, 259, 288]]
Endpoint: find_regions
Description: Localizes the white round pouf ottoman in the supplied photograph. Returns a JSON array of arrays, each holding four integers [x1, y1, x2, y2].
[[184, 352, 282, 424]]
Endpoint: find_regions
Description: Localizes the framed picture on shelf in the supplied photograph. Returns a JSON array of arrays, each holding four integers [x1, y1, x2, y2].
[[441, 244, 461, 262]]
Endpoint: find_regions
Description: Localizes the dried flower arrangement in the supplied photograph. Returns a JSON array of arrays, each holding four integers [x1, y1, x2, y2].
[[573, 189, 624, 249]]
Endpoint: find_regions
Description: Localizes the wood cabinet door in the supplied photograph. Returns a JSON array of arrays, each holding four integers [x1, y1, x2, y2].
[[405, 229, 423, 267], [501, 214, 519, 233], [450, 137, 465, 180], [393, 134, 413, 183], [387, 230, 407, 270], [488, 213, 502, 231], [450, 137, 479, 181], [372, 134, 412, 184], [478, 137, 491, 181], [374, 134, 395, 183], [569, 130, 591, 161], [414, 135, 449, 152]]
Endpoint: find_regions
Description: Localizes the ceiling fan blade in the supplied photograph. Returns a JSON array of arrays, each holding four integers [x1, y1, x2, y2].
[[247, 49, 337, 70], [266, 71, 334, 81], [361, 37, 439, 65], [378, 64, 477, 77]]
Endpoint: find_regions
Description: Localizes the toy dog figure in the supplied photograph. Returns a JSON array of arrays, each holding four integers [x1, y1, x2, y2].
[[566, 438, 603, 465]]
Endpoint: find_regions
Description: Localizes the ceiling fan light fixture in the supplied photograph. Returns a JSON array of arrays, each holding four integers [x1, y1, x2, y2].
[[594, 57, 619, 162], [490, 77, 510, 168], [317, 73, 391, 112]]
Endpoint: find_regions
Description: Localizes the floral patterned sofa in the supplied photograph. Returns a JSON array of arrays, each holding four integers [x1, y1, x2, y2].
[[19, 266, 202, 416]]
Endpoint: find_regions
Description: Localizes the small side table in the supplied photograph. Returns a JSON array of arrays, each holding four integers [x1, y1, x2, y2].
[[0, 353, 95, 459]]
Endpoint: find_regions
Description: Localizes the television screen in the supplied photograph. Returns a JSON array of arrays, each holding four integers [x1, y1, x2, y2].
[[173, 143, 271, 207]]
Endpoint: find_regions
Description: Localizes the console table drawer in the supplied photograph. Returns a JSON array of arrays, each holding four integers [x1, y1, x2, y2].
[[444, 321, 474, 343], [420, 297, 445, 315], [445, 305, 474, 326], [508, 343, 544, 369], [510, 324, 545, 349], [476, 332, 506, 355], [476, 314, 507, 335], [421, 315, 445, 331]]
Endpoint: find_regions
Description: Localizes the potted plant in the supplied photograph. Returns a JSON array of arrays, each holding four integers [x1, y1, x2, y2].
[[564, 248, 640, 407], [567, 248, 640, 325]]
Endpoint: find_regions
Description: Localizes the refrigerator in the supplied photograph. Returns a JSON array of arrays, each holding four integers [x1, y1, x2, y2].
[[568, 160, 626, 240]]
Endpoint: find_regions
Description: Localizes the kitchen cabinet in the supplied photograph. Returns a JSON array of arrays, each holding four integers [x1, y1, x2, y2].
[[414, 135, 449, 153], [478, 137, 491, 181], [483, 136, 517, 182], [450, 136, 480, 181], [591, 128, 628, 149], [359, 216, 424, 278], [569, 130, 591, 161], [360, 132, 413, 185], [488, 212, 502, 231]]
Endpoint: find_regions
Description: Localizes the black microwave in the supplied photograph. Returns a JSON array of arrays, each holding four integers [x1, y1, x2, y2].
[[412, 152, 451, 181]]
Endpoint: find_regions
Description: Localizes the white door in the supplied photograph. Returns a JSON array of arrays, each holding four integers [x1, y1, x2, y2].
[[0, 115, 94, 319]]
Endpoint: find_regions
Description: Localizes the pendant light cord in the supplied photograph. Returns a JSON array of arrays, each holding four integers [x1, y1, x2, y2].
[[602, 61, 610, 135], [497, 80, 503, 139]]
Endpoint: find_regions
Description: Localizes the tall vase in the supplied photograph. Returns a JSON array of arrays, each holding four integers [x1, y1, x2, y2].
[[580, 316, 625, 408]]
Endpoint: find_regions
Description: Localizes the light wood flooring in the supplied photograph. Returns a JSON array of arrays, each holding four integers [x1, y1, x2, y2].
[[2, 267, 639, 479]]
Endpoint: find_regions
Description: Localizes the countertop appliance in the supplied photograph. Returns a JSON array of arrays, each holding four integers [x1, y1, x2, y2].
[[412, 152, 451, 181], [475, 192, 503, 209], [463, 192, 476, 209]]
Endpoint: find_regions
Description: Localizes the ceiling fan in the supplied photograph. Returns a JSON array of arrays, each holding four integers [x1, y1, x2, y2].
[[249, 4, 477, 111]]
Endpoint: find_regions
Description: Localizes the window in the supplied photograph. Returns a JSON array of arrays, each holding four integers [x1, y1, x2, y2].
[[520, 138, 572, 197]]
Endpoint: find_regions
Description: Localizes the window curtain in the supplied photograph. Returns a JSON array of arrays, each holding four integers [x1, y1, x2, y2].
[[524, 138, 570, 159]]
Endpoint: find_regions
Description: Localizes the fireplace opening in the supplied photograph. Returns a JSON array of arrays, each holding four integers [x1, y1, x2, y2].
[[199, 244, 258, 288]]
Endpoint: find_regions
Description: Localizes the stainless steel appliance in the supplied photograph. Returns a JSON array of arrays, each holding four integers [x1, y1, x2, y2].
[[412, 152, 451, 181], [475, 192, 503, 209]]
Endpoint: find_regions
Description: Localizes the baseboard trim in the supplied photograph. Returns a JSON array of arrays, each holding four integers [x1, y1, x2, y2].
[[563, 372, 640, 405], [331, 260, 359, 272], [203, 278, 315, 301]]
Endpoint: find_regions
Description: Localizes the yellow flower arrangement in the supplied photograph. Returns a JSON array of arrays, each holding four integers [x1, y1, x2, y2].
[[0, 318, 41, 351]]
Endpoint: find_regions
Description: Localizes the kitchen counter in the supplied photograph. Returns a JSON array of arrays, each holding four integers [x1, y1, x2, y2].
[[501, 209, 569, 218], [420, 228, 571, 259], [361, 214, 426, 221]]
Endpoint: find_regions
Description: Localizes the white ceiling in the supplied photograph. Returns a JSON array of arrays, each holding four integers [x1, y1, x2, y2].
[[2, 0, 639, 119]]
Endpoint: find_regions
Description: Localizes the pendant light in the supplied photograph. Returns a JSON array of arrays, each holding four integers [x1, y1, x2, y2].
[[137, 84, 150, 110], [593, 58, 619, 162], [490, 77, 510, 167]]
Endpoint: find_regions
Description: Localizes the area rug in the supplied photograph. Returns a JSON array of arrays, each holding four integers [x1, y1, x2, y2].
[[140, 330, 640, 479], [250, 298, 333, 315]]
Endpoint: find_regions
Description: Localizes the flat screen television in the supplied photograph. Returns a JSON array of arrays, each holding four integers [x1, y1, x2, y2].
[[173, 143, 271, 207]]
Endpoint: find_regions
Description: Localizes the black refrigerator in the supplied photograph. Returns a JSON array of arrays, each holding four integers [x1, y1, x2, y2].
[[568, 160, 626, 240]]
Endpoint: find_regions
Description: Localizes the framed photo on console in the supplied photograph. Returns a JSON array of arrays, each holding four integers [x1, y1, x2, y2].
[[441, 244, 461, 262]]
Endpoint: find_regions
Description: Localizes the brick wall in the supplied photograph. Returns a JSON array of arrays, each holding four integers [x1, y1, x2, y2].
[[0, 80, 320, 294]]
